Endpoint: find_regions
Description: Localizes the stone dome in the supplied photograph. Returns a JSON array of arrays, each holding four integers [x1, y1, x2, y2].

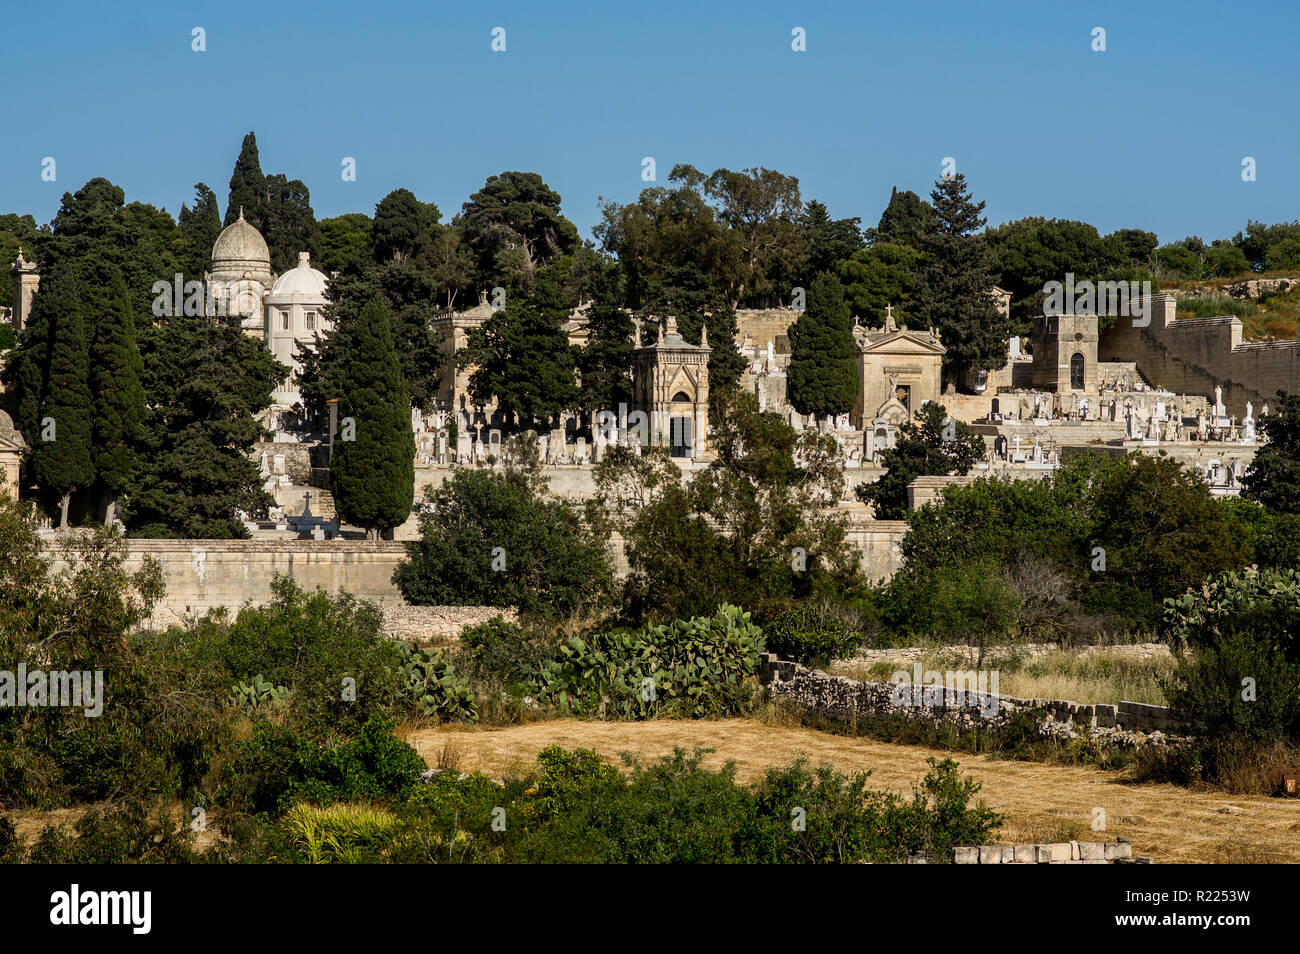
[[212, 208, 271, 269], [269, 252, 329, 298]]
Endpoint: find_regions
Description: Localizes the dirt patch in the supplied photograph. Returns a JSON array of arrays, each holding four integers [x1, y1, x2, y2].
[[408, 718, 1300, 865]]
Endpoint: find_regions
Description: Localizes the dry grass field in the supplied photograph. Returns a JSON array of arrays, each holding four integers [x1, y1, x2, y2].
[[407, 718, 1300, 864]]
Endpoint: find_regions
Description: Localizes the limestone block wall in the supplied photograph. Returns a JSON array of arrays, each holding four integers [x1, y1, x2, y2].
[[735, 308, 799, 350], [45, 540, 411, 628], [1099, 296, 1300, 416]]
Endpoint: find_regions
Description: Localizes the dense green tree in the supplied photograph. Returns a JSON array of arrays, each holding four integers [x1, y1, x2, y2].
[[868, 187, 934, 249], [1232, 220, 1300, 271], [421, 223, 476, 308], [1202, 242, 1250, 278], [318, 213, 373, 275], [371, 189, 428, 263], [910, 174, 1011, 385], [1264, 237, 1300, 272], [329, 298, 415, 538], [1101, 228, 1158, 272], [985, 217, 1108, 326], [786, 273, 859, 418], [1154, 243, 1202, 280], [596, 183, 746, 399], [460, 276, 579, 428], [836, 242, 920, 325], [177, 183, 222, 279], [799, 199, 863, 278], [28, 280, 93, 528], [393, 468, 612, 618], [304, 261, 444, 422], [89, 272, 145, 525], [604, 393, 860, 621], [456, 172, 580, 293], [261, 173, 321, 274], [676, 164, 804, 307], [888, 452, 1253, 635], [577, 268, 636, 416], [225, 131, 267, 229], [1243, 390, 1300, 514], [130, 314, 282, 538], [856, 401, 985, 520]]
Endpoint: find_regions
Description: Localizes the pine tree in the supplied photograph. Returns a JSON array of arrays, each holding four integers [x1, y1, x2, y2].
[[29, 280, 93, 527], [329, 298, 415, 538], [911, 174, 1012, 387], [90, 272, 145, 525], [177, 183, 222, 278], [578, 269, 636, 416], [225, 132, 266, 228], [786, 273, 859, 419]]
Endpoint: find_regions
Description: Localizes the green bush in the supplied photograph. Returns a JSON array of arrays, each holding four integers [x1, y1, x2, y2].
[[533, 604, 765, 719], [218, 716, 426, 816], [393, 469, 614, 619], [760, 600, 865, 666], [188, 576, 405, 739], [456, 615, 561, 688], [1163, 631, 1300, 742]]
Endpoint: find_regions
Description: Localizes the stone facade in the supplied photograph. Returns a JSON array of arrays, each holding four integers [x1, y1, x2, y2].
[[631, 314, 711, 459], [852, 311, 945, 430], [1031, 312, 1099, 393]]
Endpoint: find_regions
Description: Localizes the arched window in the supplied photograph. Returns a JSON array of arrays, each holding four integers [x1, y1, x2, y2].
[[1070, 352, 1085, 390], [671, 391, 692, 403]]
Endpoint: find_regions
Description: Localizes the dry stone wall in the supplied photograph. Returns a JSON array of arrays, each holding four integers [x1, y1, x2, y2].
[[760, 653, 1177, 742]]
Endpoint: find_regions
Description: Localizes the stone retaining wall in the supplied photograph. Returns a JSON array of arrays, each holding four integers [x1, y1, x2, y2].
[[760, 653, 1177, 740], [382, 605, 518, 645]]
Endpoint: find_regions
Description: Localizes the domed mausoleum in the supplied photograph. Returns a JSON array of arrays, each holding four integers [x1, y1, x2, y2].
[[265, 252, 331, 408], [209, 208, 275, 337]]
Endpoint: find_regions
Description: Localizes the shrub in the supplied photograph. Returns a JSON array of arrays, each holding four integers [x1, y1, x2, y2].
[[280, 802, 399, 864], [393, 469, 613, 619], [218, 716, 426, 816], [1163, 631, 1300, 742], [760, 599, 864, 666], [455, 616, 561, 688]]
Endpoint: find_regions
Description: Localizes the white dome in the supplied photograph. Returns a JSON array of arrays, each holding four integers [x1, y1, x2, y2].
[[270, 252, 329, 298], [212, 208, 271, 268]]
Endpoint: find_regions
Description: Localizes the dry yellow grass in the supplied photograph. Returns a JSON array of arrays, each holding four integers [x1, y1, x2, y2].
[[408, 718, 1300, 865]]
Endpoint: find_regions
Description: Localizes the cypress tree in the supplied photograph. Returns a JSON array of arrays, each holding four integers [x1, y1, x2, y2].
[[90, 271, 145, 525], [330, 298, 415, 538], [786, 273, 860, 419], [29, 279, 93, 527], [225, 132, 266, 229], [178, 182, 222, 278]]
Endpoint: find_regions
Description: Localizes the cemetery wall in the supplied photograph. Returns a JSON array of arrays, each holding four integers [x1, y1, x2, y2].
[[51, 513, 908, 628], [1099, 298, 1300, 417], [47, 540, 410, 629]]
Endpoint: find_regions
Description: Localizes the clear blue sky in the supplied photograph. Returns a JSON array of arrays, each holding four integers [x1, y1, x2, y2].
[[3, 0, 1297, 245]]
